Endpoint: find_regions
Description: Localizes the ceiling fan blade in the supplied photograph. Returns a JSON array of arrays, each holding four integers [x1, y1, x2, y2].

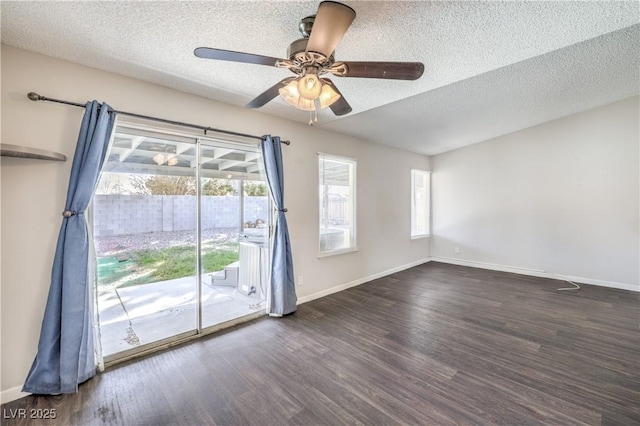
[[194, 47, 285, 67], [322, 79, 352, 116], [330, 61, 425, 80], [246, 77, 296, 109], [306, 1, 356, 58]]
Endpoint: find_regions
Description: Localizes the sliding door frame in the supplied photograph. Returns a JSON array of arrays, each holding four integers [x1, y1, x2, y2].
[[96, 120, 269, 367]]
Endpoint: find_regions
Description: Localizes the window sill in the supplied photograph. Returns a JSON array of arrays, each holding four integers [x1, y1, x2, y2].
[[411, 234, 431, 240], [318, 247, 359, 258]]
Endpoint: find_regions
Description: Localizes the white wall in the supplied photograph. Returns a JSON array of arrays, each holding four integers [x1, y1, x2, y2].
[[431, 97, 639, 290], [0, 45, 430, 397]]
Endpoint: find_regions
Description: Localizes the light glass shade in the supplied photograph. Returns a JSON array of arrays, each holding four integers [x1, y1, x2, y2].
[[279, 80, 315, 111], [318, 83, 340, 108], [153, 153, 178, 166], [279, 78, 341, 111], [297, 73, 322, 100], [153, 153, 165, 165]]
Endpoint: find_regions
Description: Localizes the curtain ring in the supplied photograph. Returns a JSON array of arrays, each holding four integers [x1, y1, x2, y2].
[[62, 210, 77, 218]]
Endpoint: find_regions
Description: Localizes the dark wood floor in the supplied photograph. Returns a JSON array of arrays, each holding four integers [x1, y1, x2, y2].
[[3, 262, 639, 425]]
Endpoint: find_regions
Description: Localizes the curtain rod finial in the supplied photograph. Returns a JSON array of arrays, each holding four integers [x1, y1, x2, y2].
[[27, 92, 42, 101]]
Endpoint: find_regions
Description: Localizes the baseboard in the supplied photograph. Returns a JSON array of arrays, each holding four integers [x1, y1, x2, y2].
[[297, 258, 432, 305], [430, 256, 639, 292], [1, 385, 30, 404]]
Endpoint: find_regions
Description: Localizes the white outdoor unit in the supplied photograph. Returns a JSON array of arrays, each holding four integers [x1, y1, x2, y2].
[[238, 239, 269, 298]]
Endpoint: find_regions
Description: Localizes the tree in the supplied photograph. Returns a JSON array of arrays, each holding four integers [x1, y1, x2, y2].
[[95, 178, 125, 195], [131, 175, 196, 195], [129, 176, 241, 196], [244, 181, 267, 196], [202, 178, 236, 196]]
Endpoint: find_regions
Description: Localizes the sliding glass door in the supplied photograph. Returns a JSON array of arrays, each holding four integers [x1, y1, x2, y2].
[[93, 123, 269, 362], [198, 142, 269, 329]]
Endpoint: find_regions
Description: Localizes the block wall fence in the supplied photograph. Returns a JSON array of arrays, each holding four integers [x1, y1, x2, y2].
[[93, 194, 269, 236]]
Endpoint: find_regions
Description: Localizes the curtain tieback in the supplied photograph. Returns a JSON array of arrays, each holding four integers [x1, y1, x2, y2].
[[62, 210, 82, 218], [275, 208, 288, 213]]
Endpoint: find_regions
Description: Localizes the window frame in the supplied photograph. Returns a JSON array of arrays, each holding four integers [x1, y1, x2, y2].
[[317, 152, 358, 257], [411, 169, 431, 239]]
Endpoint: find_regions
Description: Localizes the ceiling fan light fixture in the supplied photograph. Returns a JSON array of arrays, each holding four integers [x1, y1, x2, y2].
[[279, 77, 340, 111], [167, 155, 178, 166], [153, 153, 165, 165]]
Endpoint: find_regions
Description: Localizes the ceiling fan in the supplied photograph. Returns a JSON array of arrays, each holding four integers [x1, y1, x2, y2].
[[194, 1, 424, 122]]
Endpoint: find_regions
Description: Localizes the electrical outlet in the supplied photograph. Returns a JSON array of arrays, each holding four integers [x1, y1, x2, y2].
[[454, 247, 461, 254], [297, 275, 304, 286]]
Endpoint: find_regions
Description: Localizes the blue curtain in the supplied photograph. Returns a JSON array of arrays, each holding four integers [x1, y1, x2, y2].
[[261, 136, 297, 316], [23, 101, 116, 394]]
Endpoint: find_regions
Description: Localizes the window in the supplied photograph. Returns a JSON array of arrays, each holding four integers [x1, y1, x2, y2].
[[318, 153, 357, 256], [411, 169, 431, 238]]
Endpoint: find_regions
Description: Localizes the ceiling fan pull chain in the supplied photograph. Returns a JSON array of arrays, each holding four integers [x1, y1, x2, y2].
[[308, 110, 313, 126]]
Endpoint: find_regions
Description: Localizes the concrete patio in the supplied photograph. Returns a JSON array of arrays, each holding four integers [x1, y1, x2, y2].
[[97, 275, 264, 357]]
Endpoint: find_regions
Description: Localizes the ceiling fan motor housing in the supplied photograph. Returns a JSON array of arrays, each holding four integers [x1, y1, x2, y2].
[[287, 38, 309, 60], [287, 38, 334, 66]]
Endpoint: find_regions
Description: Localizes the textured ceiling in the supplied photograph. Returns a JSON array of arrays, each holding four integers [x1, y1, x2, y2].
[[2, 1, 639, 155]]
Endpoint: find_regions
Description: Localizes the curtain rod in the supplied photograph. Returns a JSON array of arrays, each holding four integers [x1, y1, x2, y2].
[[26, 92, 290, 145]]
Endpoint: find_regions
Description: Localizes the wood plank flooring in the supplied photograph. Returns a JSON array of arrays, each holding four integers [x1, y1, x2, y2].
[[2, 262, 639, 425]]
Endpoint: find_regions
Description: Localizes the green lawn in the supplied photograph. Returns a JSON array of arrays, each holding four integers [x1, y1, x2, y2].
[[97, 243, 239, 289]]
